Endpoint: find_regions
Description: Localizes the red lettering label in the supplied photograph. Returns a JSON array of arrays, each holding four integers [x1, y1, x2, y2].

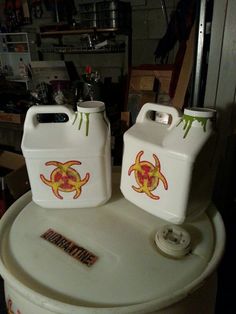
[[41, 229, 98, 267]]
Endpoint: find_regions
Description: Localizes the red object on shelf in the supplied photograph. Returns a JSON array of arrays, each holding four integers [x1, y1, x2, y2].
[[85, 65, 92, 74]]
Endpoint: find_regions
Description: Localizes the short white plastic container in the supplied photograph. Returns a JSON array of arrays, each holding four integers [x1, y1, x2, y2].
[[21, 102, 111, 208], [0, 173, 225, 314], [121, 103, 217, 224]]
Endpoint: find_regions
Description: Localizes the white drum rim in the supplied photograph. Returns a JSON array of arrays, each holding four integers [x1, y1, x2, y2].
[[0, 192, 225, 314]]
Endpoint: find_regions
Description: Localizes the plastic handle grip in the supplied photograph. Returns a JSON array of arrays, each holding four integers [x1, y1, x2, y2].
[[23, 105, 75, 129], [136, 103, 181, 129]]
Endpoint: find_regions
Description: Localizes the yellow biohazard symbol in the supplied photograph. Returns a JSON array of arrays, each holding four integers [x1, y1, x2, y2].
[[40, 160, 90, 200], [128, 151, 168, 200]]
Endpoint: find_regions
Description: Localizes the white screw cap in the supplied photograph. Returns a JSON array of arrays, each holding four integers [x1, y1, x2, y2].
[[155, 225, 191, 258]]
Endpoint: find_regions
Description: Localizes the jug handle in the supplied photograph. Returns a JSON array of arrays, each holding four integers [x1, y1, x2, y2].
[[24, 105, 75, 129], [136, 103, 181, 130]]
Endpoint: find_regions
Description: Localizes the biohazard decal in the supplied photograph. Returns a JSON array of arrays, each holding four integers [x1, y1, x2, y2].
[[128, 151, 168, 200], [7, 299, 21, 314], [40, 160, 90, 199]]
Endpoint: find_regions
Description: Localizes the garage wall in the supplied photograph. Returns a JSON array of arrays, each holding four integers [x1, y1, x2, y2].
[[131, 0, 177, 66], [0, 0, 178, 80]]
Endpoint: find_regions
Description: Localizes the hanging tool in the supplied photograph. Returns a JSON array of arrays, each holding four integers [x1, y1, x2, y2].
[[32, 0, 43, 19], [154, 0, 197, 63], [15, 0, 23, 25], [160, 0, 168, 27], [22, 0, 31, 24], [4, 0, 18, 30]]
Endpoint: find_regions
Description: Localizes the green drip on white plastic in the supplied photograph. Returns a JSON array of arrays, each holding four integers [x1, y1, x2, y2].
[[85, 113, 90, 136], [72, 111, 78, 125], [78, 112, 83, 130], [75, 112, 90, 136], [177, 114, 208, 138], [74, 111, 106, 136]]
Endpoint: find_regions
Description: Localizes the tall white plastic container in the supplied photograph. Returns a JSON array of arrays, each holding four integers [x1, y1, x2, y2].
[[21, 101, 111, 208], [121, 103, 217, 224]]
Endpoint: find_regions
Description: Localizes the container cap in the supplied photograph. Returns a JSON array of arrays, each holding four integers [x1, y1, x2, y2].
[[184, 107, 216, 118], [0, 174, 225, 313], [77, 101, 105, 113], [155, 225, 191, 258]]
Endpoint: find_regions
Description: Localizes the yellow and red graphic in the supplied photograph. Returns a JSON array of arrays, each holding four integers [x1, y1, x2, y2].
[[128, 151, 168, 200], [40, 160, 90, 200], [7, 299, 21, 314]]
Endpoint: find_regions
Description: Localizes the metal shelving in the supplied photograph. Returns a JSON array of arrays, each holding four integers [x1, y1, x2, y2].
[[38, 27, 131, 73], [0, 33, 31, 88]]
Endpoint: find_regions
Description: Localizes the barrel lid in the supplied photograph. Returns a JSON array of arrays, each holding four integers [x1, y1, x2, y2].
[[0, 173, 225, 313]]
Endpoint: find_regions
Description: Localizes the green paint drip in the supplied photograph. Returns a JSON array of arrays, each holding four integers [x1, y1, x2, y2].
[[73, 111, 91, 136], [73, 112, 105, 136], [198, 117, 208, 132], [78, 112, 83, 130], [72, 111, 78, 125], [177, 114, 208, 138], [85, 113, 90, 136]]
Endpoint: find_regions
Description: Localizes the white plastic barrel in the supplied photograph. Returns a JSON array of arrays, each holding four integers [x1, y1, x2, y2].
[[0, 173, 225, 314], [21, 102, 111, 208]]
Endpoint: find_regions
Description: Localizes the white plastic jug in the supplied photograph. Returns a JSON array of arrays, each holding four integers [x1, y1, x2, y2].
[[120, 103, 217, 224], [21, 101, 111, 208]]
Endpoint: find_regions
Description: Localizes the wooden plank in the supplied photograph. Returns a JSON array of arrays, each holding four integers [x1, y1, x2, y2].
[[171, 23, 196, 109]]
